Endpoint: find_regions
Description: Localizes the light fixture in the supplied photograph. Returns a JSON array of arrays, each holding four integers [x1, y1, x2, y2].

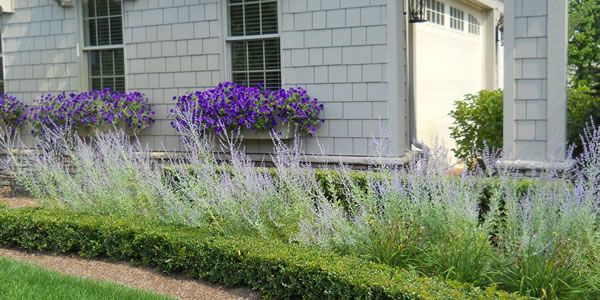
[[496, 16, 505, 45], [408, 0, 428, 23]]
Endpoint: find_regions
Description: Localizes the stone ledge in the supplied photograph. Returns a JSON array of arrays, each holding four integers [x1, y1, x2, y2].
[[495, 159, 576, 173]]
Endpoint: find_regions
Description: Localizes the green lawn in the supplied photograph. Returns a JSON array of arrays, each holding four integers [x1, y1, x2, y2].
[[0, 257, 171, 300]]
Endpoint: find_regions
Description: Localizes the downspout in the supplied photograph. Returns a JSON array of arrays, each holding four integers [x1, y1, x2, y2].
[[407, 12, 418, 149]]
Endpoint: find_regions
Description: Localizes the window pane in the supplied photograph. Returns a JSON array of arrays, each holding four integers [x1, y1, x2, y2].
[[248, 71, 264, 87], [114, 50, 124, 75], [265, 71, 281, 90], [109, 0, 121, 16], [231, 41, 247, 72], [84, 19, 98, 46], [101, 51, 114, 76], [261, 2, 278, 34], [84, 0, 96, 18], [247, 40, 264, 70], [115, 77, 126, 92], [244, 3, 261, 35], [89, 51, 101, 76], [91, 78, 103, 90], [232, 72, 248, 87], [96, 17, 110, 45], [264, 39, 280, 70], [95, 0, 109, 17], [110, 16, 123, 44], [229, 4, 244, 36]]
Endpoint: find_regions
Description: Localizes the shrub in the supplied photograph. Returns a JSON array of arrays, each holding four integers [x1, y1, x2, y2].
[[27, 89, 155, 135], [170, 82, 324, 136], [0, 94, 27, 133], [567, 85, 600, 155], [450, 88, 600, 161], [449, 90, 503, 164], [0, 208, 522, 299], [2, 124, 599, 299]]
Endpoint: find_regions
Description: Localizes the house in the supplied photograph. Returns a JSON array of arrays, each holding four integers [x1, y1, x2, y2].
[[0, 0, 509, 163]]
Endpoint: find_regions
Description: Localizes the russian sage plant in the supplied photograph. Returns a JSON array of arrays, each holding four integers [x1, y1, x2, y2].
[[0, 117, 598, 299]]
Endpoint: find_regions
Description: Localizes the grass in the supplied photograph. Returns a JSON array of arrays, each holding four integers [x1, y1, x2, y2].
[[0, 257, 170, 300]]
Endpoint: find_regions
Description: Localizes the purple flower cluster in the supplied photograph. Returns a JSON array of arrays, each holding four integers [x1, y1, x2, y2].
[[170, 82, 324, 135], [28, 89, 156, 135], [0, 94, 27, 130]]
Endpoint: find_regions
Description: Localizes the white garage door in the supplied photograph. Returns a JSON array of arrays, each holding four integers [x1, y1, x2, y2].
[[414, 0, 486, 160]]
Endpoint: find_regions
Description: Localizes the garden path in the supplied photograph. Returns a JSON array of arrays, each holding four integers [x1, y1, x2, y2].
[[0, 248, 259, 300], [0, 189, 259, 300]]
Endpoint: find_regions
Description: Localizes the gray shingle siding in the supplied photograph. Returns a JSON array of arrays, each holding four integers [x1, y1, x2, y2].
[[0, 0, 407, 157]]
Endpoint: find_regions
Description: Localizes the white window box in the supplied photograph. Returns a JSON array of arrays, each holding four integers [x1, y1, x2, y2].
[[240, 124, 294, 140]]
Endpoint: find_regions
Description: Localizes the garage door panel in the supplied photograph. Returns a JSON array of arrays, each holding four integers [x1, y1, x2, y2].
[[414, 0, 486, 158]]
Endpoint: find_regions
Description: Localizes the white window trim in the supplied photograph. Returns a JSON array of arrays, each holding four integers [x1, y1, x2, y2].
[[76, 0, 127, 91], [222, 0, 282, 87]]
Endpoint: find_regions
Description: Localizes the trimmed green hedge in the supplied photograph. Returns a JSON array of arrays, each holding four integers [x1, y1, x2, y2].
[[0, 208, 523, 299], [165, 166, 534, 213]]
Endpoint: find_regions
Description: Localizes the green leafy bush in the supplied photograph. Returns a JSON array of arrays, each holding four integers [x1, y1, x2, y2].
[[0, 208, 520, 300], [449, 90, 504, 164], [567, 85, 600, 155], [450, 88, 600, 161]]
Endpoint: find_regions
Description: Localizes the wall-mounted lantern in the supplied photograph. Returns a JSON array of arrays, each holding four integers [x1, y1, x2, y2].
[[496, 16, 505, 45], [408, 0, 428, 23]]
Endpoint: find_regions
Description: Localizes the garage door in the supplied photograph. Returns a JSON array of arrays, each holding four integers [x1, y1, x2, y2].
[[414, 0, 486, 161]]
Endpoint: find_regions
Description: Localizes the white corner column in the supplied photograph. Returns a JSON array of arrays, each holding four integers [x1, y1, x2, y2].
[[501, 0, 571, 169]]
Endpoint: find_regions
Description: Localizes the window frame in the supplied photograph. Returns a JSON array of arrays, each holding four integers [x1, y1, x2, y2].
[[0, 30, 4, 94], [77, 0, 127, 91], [425, 0, 445, 26], [223, 0, 283, 90], [468, 14, 481, 35], [449, 6, 465, 31]]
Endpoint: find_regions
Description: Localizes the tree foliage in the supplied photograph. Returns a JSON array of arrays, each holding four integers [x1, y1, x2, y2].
[[568, 0, 600, 90]]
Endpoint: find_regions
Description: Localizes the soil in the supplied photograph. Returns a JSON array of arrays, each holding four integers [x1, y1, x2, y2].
[[0, 187, 37, 208]]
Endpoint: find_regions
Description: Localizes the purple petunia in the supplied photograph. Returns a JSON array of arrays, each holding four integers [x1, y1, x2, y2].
[[170, 82, 324, 136], [27, 88, 156, 135], [0, 94, 27, 133]]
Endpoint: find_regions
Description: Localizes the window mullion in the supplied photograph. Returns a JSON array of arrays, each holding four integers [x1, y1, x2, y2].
[[245, 41, 250, 86], [94, 0, 99, 47], [259, 1, 262, 35], [242, 2, 246, 36], [262, 40, 266, 86]]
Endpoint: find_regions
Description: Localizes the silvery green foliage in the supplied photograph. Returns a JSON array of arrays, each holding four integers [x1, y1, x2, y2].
[[0, 118, 598, 298]]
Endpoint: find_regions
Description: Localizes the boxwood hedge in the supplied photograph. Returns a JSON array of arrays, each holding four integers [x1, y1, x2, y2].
[[0, 208, 524, 299]]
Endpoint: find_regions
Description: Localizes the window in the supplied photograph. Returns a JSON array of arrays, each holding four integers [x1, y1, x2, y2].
[[425, 0, 445, 26], [449, 7, 464, 31], [82, 0, 125, 91], [468, 14, 481, 35], [228, 0, 281, 90]]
